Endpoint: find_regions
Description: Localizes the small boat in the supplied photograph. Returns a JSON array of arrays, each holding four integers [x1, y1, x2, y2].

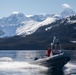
[[30, 36, 71, 69]]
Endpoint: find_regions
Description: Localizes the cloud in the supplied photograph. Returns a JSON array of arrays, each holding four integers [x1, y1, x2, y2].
[[12, 11, 19, 14], [62, 4, 71, 8]]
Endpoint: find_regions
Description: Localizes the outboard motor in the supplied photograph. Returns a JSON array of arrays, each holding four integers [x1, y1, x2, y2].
[[34, 57, 39, 60]]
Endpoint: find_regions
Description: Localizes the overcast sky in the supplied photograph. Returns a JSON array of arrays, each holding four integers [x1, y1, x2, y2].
[[0, 0, 76, 18]]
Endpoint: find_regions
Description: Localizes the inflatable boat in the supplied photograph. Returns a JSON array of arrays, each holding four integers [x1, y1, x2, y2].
[[30, 52, 70, 69], [30, 36, 71, 69]]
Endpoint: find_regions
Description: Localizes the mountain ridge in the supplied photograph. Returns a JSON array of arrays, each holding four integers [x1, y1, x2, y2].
[[0, 5, 76, 37], [0, 15, 76, 50]]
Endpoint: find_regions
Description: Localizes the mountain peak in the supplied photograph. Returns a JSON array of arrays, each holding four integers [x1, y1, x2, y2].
[[11, 12, 26, 18], [29, 14, 45, 22], [61, 4, 76, 18], [7, 12, 27, 24]]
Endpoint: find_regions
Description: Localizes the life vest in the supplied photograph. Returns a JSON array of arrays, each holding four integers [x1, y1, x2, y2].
[[54, 48, 58, 52]]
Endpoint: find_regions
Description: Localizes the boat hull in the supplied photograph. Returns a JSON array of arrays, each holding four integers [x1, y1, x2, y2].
[[30, 53, 70, 69]]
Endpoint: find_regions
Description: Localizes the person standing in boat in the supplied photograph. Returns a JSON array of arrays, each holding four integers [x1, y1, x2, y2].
[[46, 47, 51, 57], [53, 38, 61, 55]]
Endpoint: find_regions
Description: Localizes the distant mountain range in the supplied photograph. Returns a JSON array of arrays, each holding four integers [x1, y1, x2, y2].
[[0, 6, 76, 37], [0, 15, 76, 50], [0, 6, 76, 50]]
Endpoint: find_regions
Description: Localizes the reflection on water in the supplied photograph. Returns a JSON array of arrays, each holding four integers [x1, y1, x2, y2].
[[0, 50, 75, 75]]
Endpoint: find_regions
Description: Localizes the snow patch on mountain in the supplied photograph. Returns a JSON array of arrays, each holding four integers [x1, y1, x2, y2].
[[69, 20, 76, 24], [65, 17, 76, 24], [45, 26, 52, 31], [25, 15, 33, 17], [70, 41, 76, 43], [16, 17, 56, 35], [53, 14, 61, 19]]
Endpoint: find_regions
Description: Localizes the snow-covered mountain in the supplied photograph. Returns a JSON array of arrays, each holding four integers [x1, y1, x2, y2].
[[16, 7, 76, 36], [16, 17, 56, 35], [60, 8, 76, 18], [0, 15, 76, 50], [0, 13, 28, 37], [0, 13, 47, 37], [0, 4, 76, 37], [0, 13, 27, 27]]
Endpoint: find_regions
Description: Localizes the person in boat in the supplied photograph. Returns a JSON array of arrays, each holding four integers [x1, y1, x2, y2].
[[46, 47, 51, 57], [52, 39, 61, 55]]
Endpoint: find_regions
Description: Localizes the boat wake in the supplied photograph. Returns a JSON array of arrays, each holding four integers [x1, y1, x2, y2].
[[0, 57, 48, 71], [64, 62, 76, 74], [0, 57, 12, 62]]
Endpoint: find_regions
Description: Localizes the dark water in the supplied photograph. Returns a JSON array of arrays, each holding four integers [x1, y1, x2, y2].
[[0, 50, 75, 75]]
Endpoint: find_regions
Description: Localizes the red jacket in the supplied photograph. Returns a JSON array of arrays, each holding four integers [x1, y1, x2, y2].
[[46, 48, 51, 57]]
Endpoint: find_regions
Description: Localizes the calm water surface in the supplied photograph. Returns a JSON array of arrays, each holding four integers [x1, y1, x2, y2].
[[0, 50, 76, 75]]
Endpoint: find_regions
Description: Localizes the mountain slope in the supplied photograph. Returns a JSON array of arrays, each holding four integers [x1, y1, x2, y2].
[[0, 13, 27, 37], [16, 17, 56, 35], [0, 4, 76, 37], [0, 13, 27, 27], [0, 15, 76, 50], [60, 8, 76, 18], [0, 13, 56, 37], [16, 7, 76, 36]]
